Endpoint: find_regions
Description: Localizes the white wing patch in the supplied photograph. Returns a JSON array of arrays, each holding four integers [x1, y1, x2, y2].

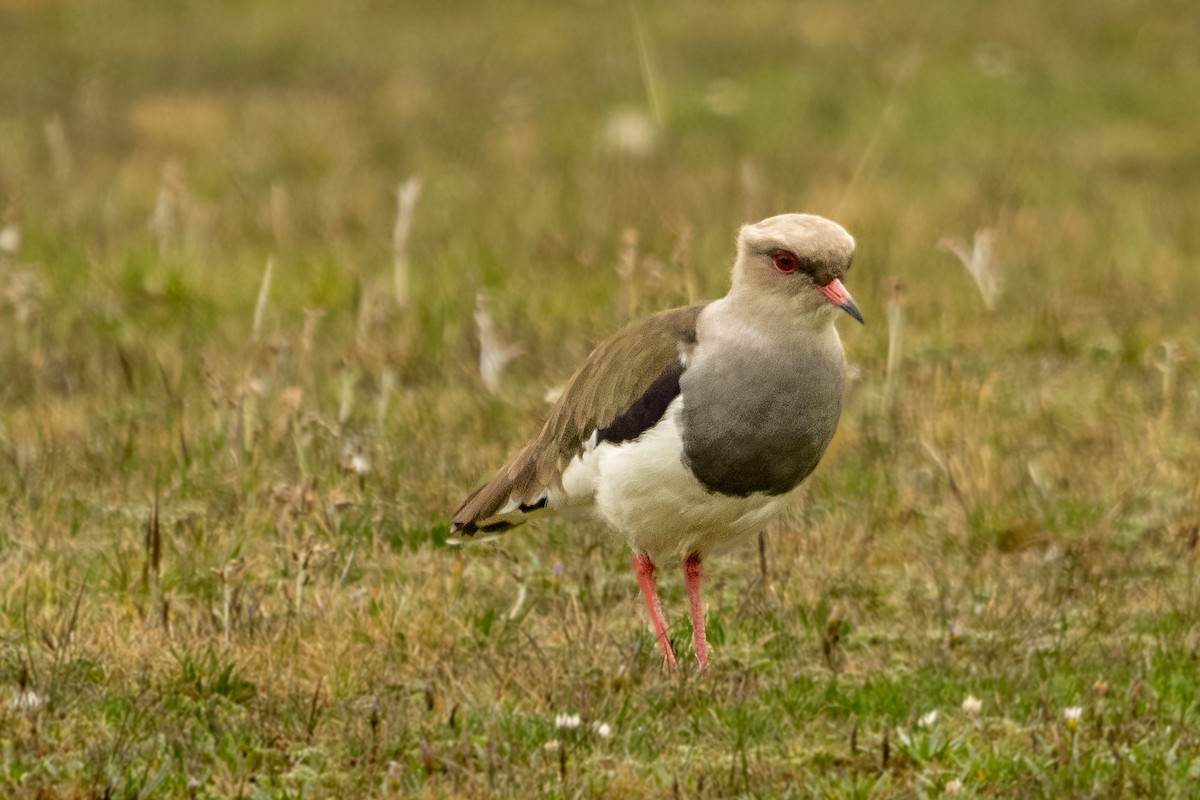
[[677, 341, 693, 367]]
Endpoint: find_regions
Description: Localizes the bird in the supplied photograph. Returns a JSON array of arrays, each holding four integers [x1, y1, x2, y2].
[[451, 213, 862, 672]]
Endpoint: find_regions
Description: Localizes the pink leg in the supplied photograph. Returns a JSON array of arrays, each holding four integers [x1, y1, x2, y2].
[[685, 553, 709, 674], [632, 553, 678, 668]]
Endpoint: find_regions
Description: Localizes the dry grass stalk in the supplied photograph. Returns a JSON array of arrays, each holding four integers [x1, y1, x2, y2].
[[938, 228, 1000, 312], [251, 258, 274, 344], [393, 177, 423, 308], [142, 492, 163, 623], [507, 583, 528, 621], [822, 601, 848, 674], [270, 182, 292, 247], [43, 115, 71, 185], [300, 308, 326, 359], [304, 677, 325, 743], [211, 558, 245, 642], [837, 47, 918, 217], [740, 159, 764, 222], [474, 292, 521, 395], [672, 224, 697, 304], [234, 376, 266, 454], [1155, 341, 1182, 421], [921, 439, 974, 519], [757, 529, 768, 582], [3, 268, 44, 358], [355, 289, 372, 355], [630, 2, 666, 126], [377, 368, 396, 427], [150, 159, 188, 257], [883, 277, 906, 412], [338, 369, 358, 424], [615, 227, 639, 321], [293, 538, 336, 616]]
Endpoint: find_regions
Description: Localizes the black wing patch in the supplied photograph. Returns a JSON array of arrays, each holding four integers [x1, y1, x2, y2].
[[596, 362, 685, 446], [454, 496, 548, 536]]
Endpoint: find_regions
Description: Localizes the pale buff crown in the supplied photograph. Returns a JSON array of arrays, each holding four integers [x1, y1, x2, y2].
[[729, 213, 856, 315]]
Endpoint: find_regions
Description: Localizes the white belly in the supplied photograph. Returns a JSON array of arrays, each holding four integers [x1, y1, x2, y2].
[[559, 397, 790, 563]]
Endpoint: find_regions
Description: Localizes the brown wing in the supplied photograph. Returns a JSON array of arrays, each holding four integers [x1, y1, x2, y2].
[[452, 303, 704, 535]]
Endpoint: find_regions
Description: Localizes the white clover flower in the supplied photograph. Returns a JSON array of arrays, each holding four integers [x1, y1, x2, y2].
[[919, 709, 939, 728], [1064, 706, 1083, 730], [945, 778, 963, 795], [555, 712, 581, 731], [9, 690, 44, 711], [961, 695, 983, 716], [592, 721, 612, 738]]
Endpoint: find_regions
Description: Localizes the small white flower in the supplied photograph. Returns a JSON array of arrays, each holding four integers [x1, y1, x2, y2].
[[0, 224, 19, 255], [1064, 706, 1083, 730], [944, 778, 963, 795], [350, 454, 371, 476], [555, 712, 581, 731], [961, 695, 983, 716], [543, 739, 561, 753], [919, 709, 939, 728], [592, 721, 612, 738], [9, 690, 44, 711], [599, 109, 661, 158]]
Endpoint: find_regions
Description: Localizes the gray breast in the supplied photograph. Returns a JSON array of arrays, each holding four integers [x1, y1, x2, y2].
[[678, 330, 845, 497]]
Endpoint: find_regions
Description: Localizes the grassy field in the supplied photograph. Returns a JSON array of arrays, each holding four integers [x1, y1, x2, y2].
[[2, 0, 1199, 796]]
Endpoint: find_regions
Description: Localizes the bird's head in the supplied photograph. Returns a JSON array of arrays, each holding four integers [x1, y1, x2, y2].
[[732, 213, 862, 325]]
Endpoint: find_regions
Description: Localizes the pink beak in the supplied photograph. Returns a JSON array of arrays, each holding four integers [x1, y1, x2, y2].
[[819, 279, 864, 324]]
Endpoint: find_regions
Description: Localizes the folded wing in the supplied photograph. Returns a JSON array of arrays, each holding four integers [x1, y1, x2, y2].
[[451, 304, 704, 536]]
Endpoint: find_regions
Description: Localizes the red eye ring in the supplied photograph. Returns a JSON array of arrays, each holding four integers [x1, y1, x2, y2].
[[773, 251, 798, 274]]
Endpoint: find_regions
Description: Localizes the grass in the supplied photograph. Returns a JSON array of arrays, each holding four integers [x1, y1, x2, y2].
[[1, 0, 1199, 796]]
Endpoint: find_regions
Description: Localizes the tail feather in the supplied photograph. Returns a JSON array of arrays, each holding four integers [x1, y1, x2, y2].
[[451, 444, 549, 537]]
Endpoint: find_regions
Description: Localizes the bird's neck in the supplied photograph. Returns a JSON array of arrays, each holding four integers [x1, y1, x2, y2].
[[707, 290, 839, 345]]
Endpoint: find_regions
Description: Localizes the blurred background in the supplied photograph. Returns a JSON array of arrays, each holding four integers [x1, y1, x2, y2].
[[4, 0, 1197, 355], [1, 0, 1198, 796]]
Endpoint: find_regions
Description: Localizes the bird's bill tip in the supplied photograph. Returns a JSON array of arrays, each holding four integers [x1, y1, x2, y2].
[[820, 278, 864, 325], [840, 297, 865, 325]]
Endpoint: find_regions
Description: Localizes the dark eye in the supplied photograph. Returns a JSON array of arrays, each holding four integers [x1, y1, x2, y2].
[[773, 252, 798, 273]]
